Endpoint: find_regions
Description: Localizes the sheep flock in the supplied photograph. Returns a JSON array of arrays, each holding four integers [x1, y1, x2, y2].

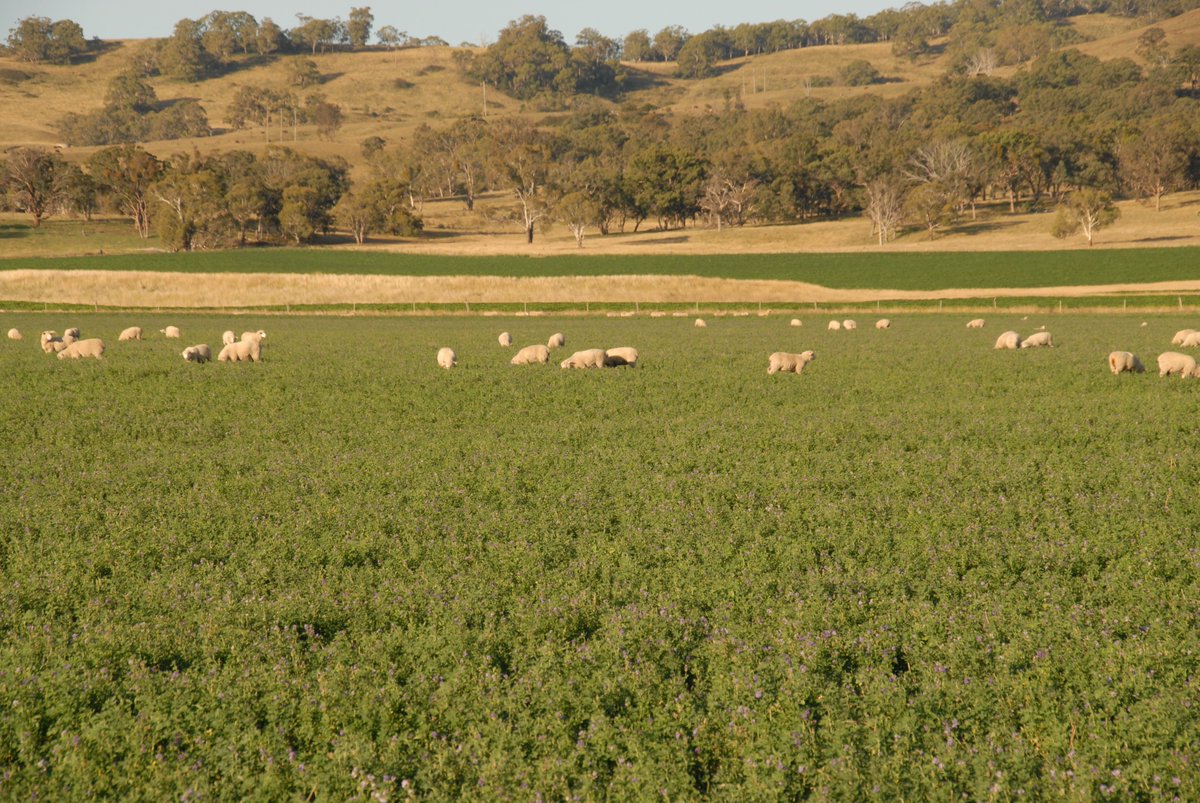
[[7, 315, 1199, 386]]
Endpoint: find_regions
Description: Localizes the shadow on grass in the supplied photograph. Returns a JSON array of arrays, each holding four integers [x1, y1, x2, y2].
[[951, 219, 1023, 237], [0, 223, 30, 240]]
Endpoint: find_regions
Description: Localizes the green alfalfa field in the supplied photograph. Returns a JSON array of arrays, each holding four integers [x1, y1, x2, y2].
[[1, 311, 1198, 799]]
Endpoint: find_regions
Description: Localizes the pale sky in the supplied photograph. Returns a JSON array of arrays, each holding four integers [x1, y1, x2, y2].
[[3, 1, 899, 46]]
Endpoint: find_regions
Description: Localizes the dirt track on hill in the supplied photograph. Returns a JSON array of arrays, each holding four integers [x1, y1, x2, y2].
[[4, 269, 1200, 308]]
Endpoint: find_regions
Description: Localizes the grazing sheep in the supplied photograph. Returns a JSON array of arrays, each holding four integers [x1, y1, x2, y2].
[[1021, 331, 1054, 348], [966, 319, 986, 329], [181, 344, 212, 363], [511, 344, 550, 365], [768, 350, 816, 375], [547, 332, 566, 349], [437, 347, 456, 369], [1158, 351, 1200, 377], [559, 348, 606, 369], [1181, 332, 1200, 348], [1108, 351, 1145, 375], [217, 339, 261, 363], [64, 327, 81, 339], [40, 331, 61, 353], [694, 318, 707, 328], [842, 319, 857, 330], [57, 338, 105, 360], [240, 330, 267, 345], [118, 326, 142, 342], [498, 332, 513, 347], [161, 326, 181, 339], [994, 331, 1021, 350], [222, 330, 236, 345], [790, 319, 802, 327], [7, 328, 21, 340], [875, 319, 891, 329], [604, 347, 639, 368], [827, 320, 842, 331], [1172, 329, 1196, 345]]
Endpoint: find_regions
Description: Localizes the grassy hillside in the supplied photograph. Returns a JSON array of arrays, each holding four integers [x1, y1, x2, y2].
[[0, 11, 1178, 175]]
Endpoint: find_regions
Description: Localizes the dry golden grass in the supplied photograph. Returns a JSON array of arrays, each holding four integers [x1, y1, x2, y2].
[[1074, 8, 1200, 62], [6, 267, 1200, 308]]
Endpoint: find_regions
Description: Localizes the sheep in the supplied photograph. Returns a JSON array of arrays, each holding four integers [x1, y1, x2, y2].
[[57, 338, 105, 360], [118, 326, 142, 341], [437, 347, 456, 369], [217, 339, 261, 363], [240, 330, 267, 345], [768, 350, 816, 375], [875, 319, 891, 329], [994, 331, 1022, 349], [1108, 351, 1145, 375], [694, 318, 706, 328], [1158, 351, 1200, 377], [40, 331, 61, 353], [790, 319, 802, 327], [560, 348, 606, 369], [222, 330, 236, 345], [1181, 331, 1200, 348], [1020, 331, 1054, 348], [1172, 329, 1196, 345], [966, 319, 986, 329], [64, 327, 81, 339], [827, 320, 842, 331], [547, 332, 566, 349], [842, 319, 857, 330], [498, 332, 513, 347], [511, 344, 550, 365], [161, 326, 181, 339], [603, 347, 639, 368], [6, 328, 21, 340], [181, 344, 212, 363]]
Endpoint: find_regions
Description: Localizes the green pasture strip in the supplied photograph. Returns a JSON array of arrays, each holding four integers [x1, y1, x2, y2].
[[4, 247, 1200, 289]]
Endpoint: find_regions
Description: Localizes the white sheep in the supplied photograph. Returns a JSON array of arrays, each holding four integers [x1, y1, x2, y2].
[[1181, 332, 1200, 348], [511, 344, 550, 365], [1158, 351, 1200, 377], [57, 338, 105, 360], [40, 331, 61, 353], [222, 330, 236, 345], [118, 326, 143, 342], [767, 350, 816, 375], [789, 319, 802, 327], [966, 319, 986, 329], [842, 319, 857, 330], [827, 320, 842, 331], [498, 332, 513, 347], [161, 326, 181, 339], [240, 330, 267, 345], [547, 332, 565, 349], [559, 348, 606, 369], [6, 328, 21, 340], [875, 319, 891, 330], [1108, 351, 1145, 375], [694, 318, 706, 328], [437, 347, 456, 369], [1172, 329, 1196, 345], [994, 331, 1021, 349], [218, 339, 261, 363], [1020, 331, 1054, 348], [182, 344, 212, 363], [603, 347, 639, 367], [64, 327, 81, 339]]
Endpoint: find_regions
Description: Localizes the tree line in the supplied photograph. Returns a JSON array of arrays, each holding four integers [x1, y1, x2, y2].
[[6, 39, 1200, 248]]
